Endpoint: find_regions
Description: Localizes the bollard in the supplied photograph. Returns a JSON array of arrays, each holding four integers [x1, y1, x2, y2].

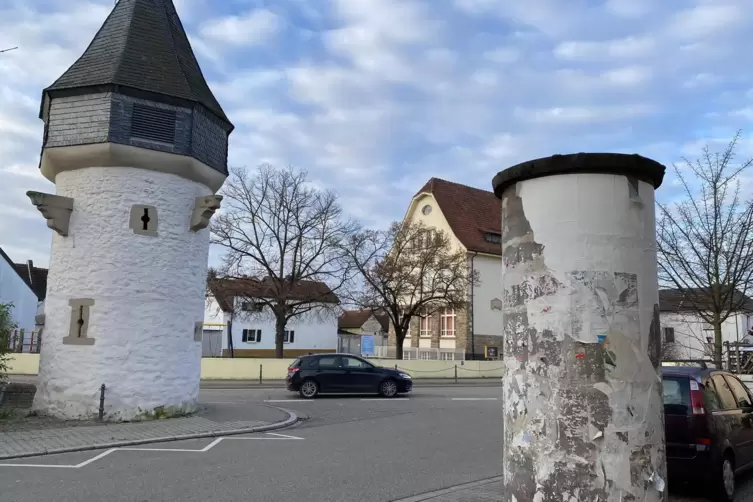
[[98, 383, 106, 421], [259, 364, 263, 385], [395, 364, 398, 370], [454, 364, 458, 384]]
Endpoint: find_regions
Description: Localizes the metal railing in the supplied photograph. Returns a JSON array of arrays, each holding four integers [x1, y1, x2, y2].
[[4, 329, 41, 354], [366, 346, 466, 361]]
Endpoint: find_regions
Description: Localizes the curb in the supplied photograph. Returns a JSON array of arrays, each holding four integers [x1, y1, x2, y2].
[[0, 405, 299, 461], [390, 476, 502, 501]]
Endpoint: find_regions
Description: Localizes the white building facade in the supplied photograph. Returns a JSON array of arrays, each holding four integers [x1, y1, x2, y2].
[[0, 248, 39, 333], [205, 295, 338, 357]]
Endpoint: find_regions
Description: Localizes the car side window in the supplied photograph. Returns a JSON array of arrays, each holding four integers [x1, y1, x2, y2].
[[702, 380, 723, 411], [724, 375, 753, 409], [317, 356, 340, 368], [712, 374, 739, 410], [342, 357, 368, 369]]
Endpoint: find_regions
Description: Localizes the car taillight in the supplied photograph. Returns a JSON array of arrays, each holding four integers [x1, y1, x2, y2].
[[288, 367, 300, 373], [689, 379, 705, 415], [696, 437, 712, 446]]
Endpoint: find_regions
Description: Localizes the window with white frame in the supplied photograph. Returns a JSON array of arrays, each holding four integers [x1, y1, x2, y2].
[[419, 312, 431, 337], [441, 307, 456, 337], [283, 330, 295, 344], [440, 351, 455, 361], [242, 329, 261, 343]]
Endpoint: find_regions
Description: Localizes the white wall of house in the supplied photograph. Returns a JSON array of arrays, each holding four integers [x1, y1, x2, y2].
[[662, 311, 753, 360], [204, 296, 338, 352], [0, 255, 38, 330], [471, 254, 503, 339]]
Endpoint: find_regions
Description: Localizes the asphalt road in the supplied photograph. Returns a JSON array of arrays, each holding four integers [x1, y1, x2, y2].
[[0, 386, 501, 501], [0, 385, 749, 501]]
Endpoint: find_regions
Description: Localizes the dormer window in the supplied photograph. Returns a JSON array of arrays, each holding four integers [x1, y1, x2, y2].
[[484, 232, 501, 244]]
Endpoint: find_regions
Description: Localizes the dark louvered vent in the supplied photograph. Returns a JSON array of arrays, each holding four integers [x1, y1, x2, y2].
[[131, 104, 176, 144]]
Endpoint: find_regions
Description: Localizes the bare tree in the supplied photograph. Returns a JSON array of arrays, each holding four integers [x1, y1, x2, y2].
[[210, 165, 356, 358], [344, 221, 477, 359], [657, 131, 753, 367]]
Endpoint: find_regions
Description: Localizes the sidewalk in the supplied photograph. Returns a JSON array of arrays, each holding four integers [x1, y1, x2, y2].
[[0, 401, 298, 460], [391, 477, 704, 501]]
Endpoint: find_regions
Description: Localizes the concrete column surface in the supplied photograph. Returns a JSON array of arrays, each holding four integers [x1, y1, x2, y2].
[[492, 153, 667, 501]]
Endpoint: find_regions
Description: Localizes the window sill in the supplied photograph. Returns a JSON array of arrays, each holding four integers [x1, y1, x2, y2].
[[440, 336, 457, 339]]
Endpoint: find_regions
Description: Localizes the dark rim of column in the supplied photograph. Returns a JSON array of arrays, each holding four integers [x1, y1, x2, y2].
[[491, 152, 666, 198]]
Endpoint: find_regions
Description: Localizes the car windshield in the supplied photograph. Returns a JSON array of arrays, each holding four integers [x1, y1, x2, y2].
[[662, 376, 691, 415]]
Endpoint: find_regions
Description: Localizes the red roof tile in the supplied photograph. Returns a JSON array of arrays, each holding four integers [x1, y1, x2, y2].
[[209, 276, 339, 313], [414, 178, 501, 255]]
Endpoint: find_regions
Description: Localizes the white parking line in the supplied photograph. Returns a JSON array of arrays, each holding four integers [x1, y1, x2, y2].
[[360, 398, 410, 401], [0, 433, 304, 469], [264, 399, 312, 403], [451, 398, 499, 401]]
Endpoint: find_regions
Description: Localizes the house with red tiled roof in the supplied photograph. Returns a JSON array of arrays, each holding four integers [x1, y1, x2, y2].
[[204, 276, 340, 358], [388, 178, 503, 360]]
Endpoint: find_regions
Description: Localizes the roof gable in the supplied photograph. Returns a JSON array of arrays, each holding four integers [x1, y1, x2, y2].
[[659, 288, 753, 313], [413, 178, 501, 255], [209, 276, 340, 313], [0, 248, 46, 301], [43, 0, 230, 127]]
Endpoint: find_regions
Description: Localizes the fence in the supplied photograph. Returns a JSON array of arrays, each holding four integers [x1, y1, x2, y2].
[[367, 346, 467, 361], [6, 354, 506, 381], [725, 342, 753, 374], [4, 330, 41, 354]]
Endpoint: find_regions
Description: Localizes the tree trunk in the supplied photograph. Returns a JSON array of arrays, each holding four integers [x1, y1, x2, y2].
[[395, 329, 404, 360], [275, 316, 286, 359], [714, 320, 724, 369]]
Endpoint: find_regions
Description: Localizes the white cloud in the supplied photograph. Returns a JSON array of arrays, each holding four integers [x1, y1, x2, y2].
[[199, 9, 283, 46], [514, 104, 657, 125], [554, 36, 655, 61], [2, 0, 753, 267]]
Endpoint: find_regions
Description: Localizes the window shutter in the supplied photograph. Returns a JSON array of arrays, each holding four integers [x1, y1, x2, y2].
[[256, 330, 262, 343], [242, 329, 248, 342], [289, 331, 295, 343]]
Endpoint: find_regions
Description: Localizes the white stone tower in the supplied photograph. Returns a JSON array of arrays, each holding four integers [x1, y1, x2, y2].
[[29, 0, 233, 420], [492, 154, 667, 501]]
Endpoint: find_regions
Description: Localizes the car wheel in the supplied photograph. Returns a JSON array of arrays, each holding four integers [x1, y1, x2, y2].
[[379, 379, 398, 398], [299, 379, 319, 399], [715, 453, 735, 502]]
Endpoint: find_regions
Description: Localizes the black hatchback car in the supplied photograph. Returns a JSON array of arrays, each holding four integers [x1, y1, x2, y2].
[[286, 354, 413, 399], [664, 366, 753, 500]]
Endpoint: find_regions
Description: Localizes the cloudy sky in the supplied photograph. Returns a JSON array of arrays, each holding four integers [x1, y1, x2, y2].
[[1, 0, 752, 267]]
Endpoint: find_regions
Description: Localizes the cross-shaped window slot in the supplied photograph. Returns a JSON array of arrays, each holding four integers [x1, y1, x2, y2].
[[129, 205, 158, 236], [77, 305, 85, 337], [141, 208, 150, 231]]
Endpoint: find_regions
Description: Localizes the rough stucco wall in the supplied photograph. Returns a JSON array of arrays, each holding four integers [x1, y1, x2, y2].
[[34, 167, 212, 420], [500, 173, 666, 501]]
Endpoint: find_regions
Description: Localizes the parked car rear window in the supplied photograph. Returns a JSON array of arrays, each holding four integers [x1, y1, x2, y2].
[[290, 358, 302, 368], [663, 377, 690, 415]]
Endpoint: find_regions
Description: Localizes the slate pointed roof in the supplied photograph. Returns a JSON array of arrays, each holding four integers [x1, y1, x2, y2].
[[42, 0, 231, 128]]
